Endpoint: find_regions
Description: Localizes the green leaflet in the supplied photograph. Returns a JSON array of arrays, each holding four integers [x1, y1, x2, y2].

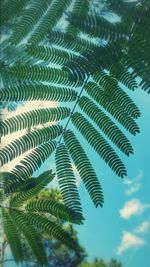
[[1, 0, 30, 27], [0, 172, 27, 194], [9, 0, 53, 45], [1, 107, 70, 135], [8, 64, 83, 86], [48, 31, 97, 53], [11, 141, 56, 180], [1, 208, 24, 263], [26, 44, 74, 65], [109, 62, 138, 91], [67, 0, 90, 36], [25, 212, 79, 251], [92, 71, 140, 119], [55, 143, 83, 218], [71, 112, 127, 178], [0, 82, 78, 102], [11, 210, 48, 265], [63, 130, 104, 207], [28, 0, 72, 44], [26, 199, 83, 224], [68, 14, 128, 41], [84, 82, 140, 135], [11, 171, 54, 206], [79, 96, 133, 156], [0, 124, 62, 166]]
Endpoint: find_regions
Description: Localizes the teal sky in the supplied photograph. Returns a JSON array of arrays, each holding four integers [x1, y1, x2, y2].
[[75, 88, 150, 267]]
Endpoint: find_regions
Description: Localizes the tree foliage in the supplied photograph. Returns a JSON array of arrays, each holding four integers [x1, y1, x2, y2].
[[0, 0, 149, 264]]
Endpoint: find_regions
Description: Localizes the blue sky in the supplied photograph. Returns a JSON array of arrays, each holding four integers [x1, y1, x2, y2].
[[75, 88, 150, 267]]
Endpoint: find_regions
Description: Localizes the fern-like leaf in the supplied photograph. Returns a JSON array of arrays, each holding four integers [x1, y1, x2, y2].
[[1, 107, 70, 136], [1, 208, 24, 263], [9, 0, 53, 45], [68, 15, 128, 41], [0, 125, 62, 166], [48, 31, 97, 53], [26, 45, 74, 65], [11, 141, 56, 180], [64, 130, 104, 207], [0, 82, 78, 102], [71, 112, 127, 178], [26, 199, 83, 224], [29, 0, 71, 44], [8, 64, 83, 86], [55, 143, 83, 218], [92, 71, 140, 119], [79, 96, 133, 156], [67, 0, 90, 35], [84, 82, 140, 135], [25, 212, 80, 251], [11, 210, 47, 265], [11, 171, 54, 206]]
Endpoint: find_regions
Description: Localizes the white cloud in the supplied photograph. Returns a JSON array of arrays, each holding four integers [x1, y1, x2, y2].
[[117, 231, 145, 255], [125, 183, 141, 195], [119, 199, 150, 219], [124, 170, 143, 195], [135, 221, 150, 234]]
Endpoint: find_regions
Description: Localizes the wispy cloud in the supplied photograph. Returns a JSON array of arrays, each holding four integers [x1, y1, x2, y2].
[[119, 199, 150, 219], [124, 170, 143, 195], [134, 221, 150, 234], [117, 231, 145, 255]]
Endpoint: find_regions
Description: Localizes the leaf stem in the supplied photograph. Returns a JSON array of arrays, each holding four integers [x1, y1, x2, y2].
[[58, 75, 90, 144]]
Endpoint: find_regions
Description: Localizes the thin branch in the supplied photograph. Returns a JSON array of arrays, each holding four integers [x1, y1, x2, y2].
[[58, 75, 90, 144]]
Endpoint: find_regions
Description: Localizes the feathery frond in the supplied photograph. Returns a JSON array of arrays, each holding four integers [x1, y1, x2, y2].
[[55, 143, 83, 218], [64, 130, 104, 207], [71, 112, 127, 178], [25, 212, 80, 251], [0, 82, 78, 102], [1, 208, 24, 263], [26, 199, 83, 224], [1, 107, 70, 136], [0, 125, 62, 166], [84, 82, 140, 135], [11, 210, 48, 265], [10, 171, 54, 206], [78, 96, 133, 156], [11, 141, 56, 180]]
